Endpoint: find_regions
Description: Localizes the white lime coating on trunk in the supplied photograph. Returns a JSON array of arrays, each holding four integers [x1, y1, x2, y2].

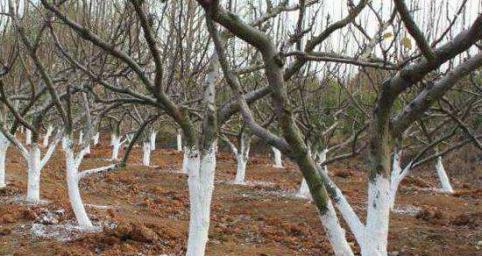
[[271, 147, 283, 168], [186, 144, 216, 256], [25, 129, 32, 145], [150, 131, 157, 151], [319, 200, 355, 256], [26, 144, 41, 203], [63, 137, 94, 229], [363, 175, 390, 256], [435, 156, 453, 193], [93, 132, 100, 145], [177, 131, 183, 152], [0, 133, 9, 188], [111, 134, 121, 160], [142, 142, 151, 166], [43, 126, 54, 147]]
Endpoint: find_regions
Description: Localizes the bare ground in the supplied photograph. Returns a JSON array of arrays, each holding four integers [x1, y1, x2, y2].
[[0, 141, 480, 255]]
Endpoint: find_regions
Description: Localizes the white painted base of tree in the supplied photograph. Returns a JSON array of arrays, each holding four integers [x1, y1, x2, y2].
[[177, 131, 183, 152], [388, 152, 412, 210], [64, 138, 94, 229], [271, 147, 283, 168], [93, 132, 100, 146], [435, 156, 454, 193], [0, 134, 9, 188], [142, 142, 151, 166], [363, 175, 390, 256], [233, 157, 247, 185], [42, 126, 54, 148], [111, 135, 121, 160], [186, 146, 216, 256], [78, 131, 83, 145], [150, 132, 156, 151], [296, 179, 312, 199], [26, 145, 41, 203], [319, 200, 354, 256], [25, 129, 32, 145]]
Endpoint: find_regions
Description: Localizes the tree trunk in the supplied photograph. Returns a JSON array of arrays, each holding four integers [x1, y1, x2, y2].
[[64, 137, 94, 229], [186, 145, 215, 256], [26, 144, 41, 203], [142, 141, 151, 166], [362, 175, 390, 256], [150, 131, 157, 151], [435, 156, 453, 193], [78, 131, 83, 145], [319, 200, 355, 256], [42, 126, 54, 148], [111, 134, 121, 160], [177, 130, 183, 152], [297, 179, 311, 199], [271, 146, 283, 168], [25, 129, 32, 145], [93, 132, 100, 145], [298, 149, 328, 199], [0, 133, 9, 188], [234, 134, 250, 184]]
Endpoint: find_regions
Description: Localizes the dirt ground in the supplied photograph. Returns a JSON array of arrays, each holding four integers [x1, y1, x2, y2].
[[0, 137, 480, 256]]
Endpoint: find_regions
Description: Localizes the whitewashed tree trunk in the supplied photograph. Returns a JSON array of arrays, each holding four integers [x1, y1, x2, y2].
[[297, 179, 311, 199], [234, 154, 247, 184], [271, 146, 283, 168], [25, 129, 32, 145], [182, 148, 189, 174], [150, 131, 157, 151], [186, 145, 216, 256], [319, 200, 355, 256], [26, 144, 41, 202], [78, 131, 83, 145], [177, 130, 183, 152], [298, 149, 328, 199], [42, 126, 54, 148], [228, 133, 251, 185], [362, 175, 390, 256], [111, 134, 121, 160], [388, 152, 412, 210], [142, 142, 151, 166], [63, 137, 93, 229], [93, 132, 100, 145], [0, 133, 10, 188], [435, 156, 454, 193]]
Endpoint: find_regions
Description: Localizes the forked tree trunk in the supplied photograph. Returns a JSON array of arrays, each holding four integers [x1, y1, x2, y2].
[[388, 151, 412, 210], [150, 131, 157, 151], [186, 145, 216, 256], [177, 130, 183, 152], [271, 146, 283, 168], [26, 144, 41, 202], [42, 126, 54, 148], [435, 156, 453, 193], [63, 136, 94, 229], [0, 133, 9, 188], [142, 141, 151, 166], [224, 132, 251, 185]]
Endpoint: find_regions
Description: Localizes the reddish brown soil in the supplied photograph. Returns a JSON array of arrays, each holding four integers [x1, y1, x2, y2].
[[0, 142, 480, 255]]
